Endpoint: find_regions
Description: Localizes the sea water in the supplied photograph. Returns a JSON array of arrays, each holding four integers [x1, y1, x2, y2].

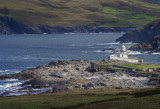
[[0, 33, 160, 95]]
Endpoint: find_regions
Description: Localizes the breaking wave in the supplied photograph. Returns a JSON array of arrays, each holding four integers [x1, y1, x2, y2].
[[127, 50, 142, 55]]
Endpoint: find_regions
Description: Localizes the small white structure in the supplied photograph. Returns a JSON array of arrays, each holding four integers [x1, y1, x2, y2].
[[108, 45, 143, 63]]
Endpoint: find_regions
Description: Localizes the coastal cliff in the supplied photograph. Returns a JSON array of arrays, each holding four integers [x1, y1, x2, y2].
[[116, 19, 160, 51], [116, 19, 160, 43], [0, 16, 132, 34]]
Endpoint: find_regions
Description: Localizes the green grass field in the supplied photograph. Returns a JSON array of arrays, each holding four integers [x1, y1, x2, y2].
[[0, 86, 160, 109], [120, 64, 160, 69], [0, 0, 160, 27]]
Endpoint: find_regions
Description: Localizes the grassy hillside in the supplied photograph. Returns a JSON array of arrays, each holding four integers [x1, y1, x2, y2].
[[0, 87, 160, 109], [0, 0, 160, 27]]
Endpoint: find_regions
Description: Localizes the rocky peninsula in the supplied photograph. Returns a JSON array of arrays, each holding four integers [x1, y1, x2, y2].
[[116, 19, 160, 52], [116, 19, 160, 43], [0, 59, 160, 94]]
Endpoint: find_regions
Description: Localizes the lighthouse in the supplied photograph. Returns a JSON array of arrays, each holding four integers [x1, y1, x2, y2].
[[108, 45, 143, 63], [120, 45, 127, 52], [117, 45, 128, 58]]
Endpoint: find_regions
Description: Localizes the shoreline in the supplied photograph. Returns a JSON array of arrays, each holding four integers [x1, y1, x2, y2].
[[0, 16, 134, 35], [0, 59, 159, 96]]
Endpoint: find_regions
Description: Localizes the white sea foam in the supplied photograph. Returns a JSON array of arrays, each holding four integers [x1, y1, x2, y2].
[[151, 52, 160, 55], [4, 79, 20, 82], [127, 50, 142, 55], [5, 88, 50, 96], [64, 33, 75, 34], [95, 43, 109, 46], [0, 78, 50, 96], [93, 50, 114, 53], [0, 79, 26, 96], [0, 70, 10, 72], [0, 81, 22, 90], [108, 42, 120, 45], [123, 42, 137, 45]]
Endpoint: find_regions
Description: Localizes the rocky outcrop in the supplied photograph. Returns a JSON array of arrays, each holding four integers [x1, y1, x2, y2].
[[116, 19, 160, 43], [0, 16, 40, 34], [130, 36, 160, 51], [0, 16, 133, 34], [0, 59, 158, 93], [116, 19, 160, 51]]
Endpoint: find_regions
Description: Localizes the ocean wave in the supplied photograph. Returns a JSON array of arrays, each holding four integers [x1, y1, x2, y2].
[[108, 42, 120, 45], [0, 81, 23, 91], [5, 88, 50, 96], [93, 50, 114, 53], [64, 33, 75, 34], [0, 70, 10, 73], [127, 50, 142, 55], [0, 70, 21, 75], [94, 42, 136, 46], [151, 52, 160, 55], [0, 79, 27, 96], [3, 79, 20, 82], [122, 42, 137, 45]]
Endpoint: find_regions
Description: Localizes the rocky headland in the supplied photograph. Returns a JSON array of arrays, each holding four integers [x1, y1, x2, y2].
[[0, 60, 159, 94], [116, 19, 160, 52], [116, 19, 160, 43]]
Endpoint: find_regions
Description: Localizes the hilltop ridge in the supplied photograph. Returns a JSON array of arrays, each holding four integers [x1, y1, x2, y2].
[[1, 0, 160, 34]]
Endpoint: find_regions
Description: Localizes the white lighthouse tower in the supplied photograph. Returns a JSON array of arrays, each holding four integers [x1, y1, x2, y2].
[[120, 45, 127, 52], [117, 45, 128, 58]]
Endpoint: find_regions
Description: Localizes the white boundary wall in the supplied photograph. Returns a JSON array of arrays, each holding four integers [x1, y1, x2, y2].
[[108, 55, 139, 63]]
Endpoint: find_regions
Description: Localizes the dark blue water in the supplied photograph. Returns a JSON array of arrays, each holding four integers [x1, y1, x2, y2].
[[0, 33, 160, 95], [0, 33, 123, 73]]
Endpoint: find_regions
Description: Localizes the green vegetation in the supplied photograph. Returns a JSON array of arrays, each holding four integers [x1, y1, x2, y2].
[[151, 77, 160, 80], [95, 63, 160, 74], [119, 64, 160, 69], [0, 0, 160, 27], [0, 86, 160, 109], [136, 71, 155, 74], [132, 0, 160, 12], [95, 66, 127, 70], [102, 7, 133, 15]]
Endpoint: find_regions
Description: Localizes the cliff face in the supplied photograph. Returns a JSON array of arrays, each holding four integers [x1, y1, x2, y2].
[[0, 16, 132, 34], [116, 19, 160, 43], [130, 36, 160, 51], [0, 16, 39, 34]]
